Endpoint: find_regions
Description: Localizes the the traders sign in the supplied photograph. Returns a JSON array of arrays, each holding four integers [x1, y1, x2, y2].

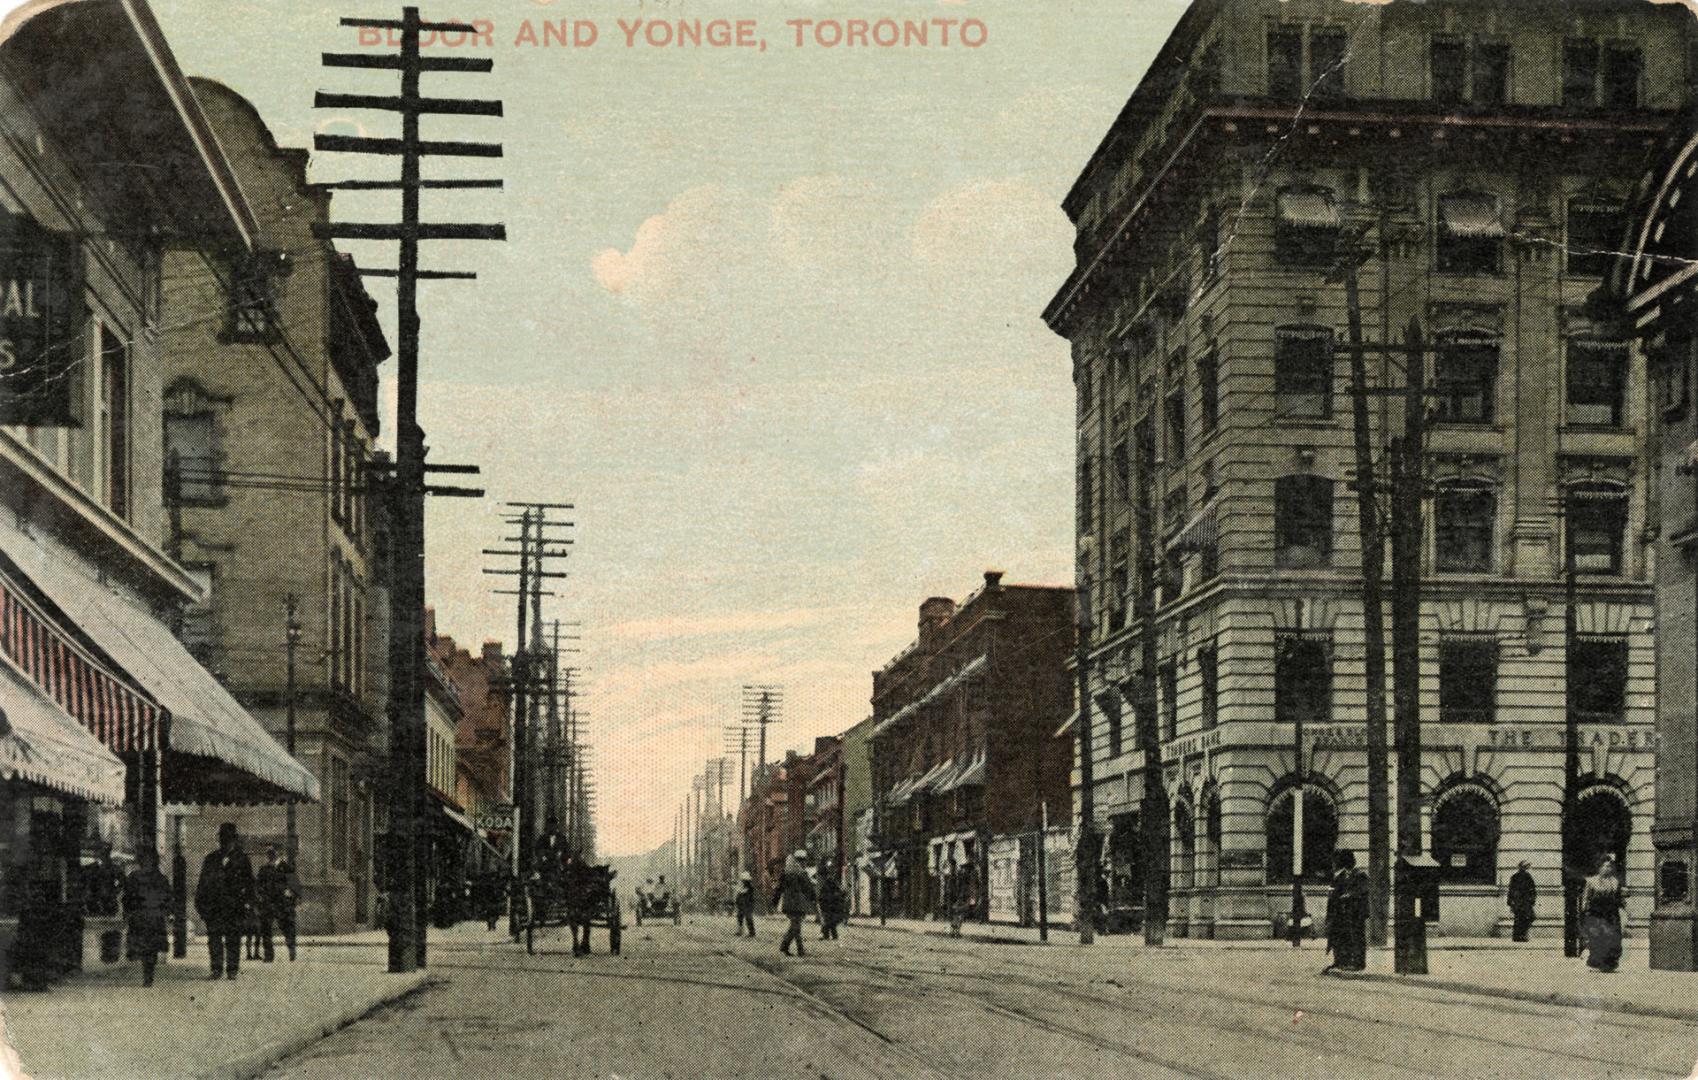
[[0, 211, 82, 427]]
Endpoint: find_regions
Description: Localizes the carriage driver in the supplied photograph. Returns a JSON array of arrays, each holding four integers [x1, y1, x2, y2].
[[535, 816, 571, 884]]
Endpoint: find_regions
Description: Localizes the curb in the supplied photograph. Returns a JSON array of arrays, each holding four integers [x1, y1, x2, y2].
[[193, 971, 439, 1080], [1345, 971, 1698, 1024]]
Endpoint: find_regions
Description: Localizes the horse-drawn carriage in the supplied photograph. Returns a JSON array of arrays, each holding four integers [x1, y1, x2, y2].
[[517, 862, 622, 956], [633, 883, 680, 926]]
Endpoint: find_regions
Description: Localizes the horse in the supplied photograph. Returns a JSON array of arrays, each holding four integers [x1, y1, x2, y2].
[[564, 863, 617, 955]]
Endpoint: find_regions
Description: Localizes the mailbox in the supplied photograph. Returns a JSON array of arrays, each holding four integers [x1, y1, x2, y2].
[[1398, 853, 1441, 923]]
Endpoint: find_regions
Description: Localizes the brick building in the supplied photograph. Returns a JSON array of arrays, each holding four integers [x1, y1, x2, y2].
[[867, 572, 1074, 921], [429, 627, 511, 868], [1045, 0, 1694, 938], [164, 78, 391, 933], [804, 736, 844, 878]]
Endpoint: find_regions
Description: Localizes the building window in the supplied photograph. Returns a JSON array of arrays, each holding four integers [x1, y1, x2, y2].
[[224, 250, 286, 342], [1434, 483, 1495, 572], [1310, 27, 1348, 100], [331, 757, 350, 872], [1198, 645, 1219, 730], [1159, 661, 1178, 743], [1567, 341, 1628, 428], [1567, 202, 1627, 279], [1111, 441, 1129, 500], [1601, 44, 1642, 110], [1474, 43, 1511, 105], [1198, 346, 1220, 433], [1569, 637, 1628, 723], [1657, 338, 1693, 418], [164, 381, 223, 505], [1078, 460, 1095, 533], [99, 325, 129, 521], [1266, 786, 1337, 885], [1433, 336, 1498, 424], [1200, 204, 1224, 283], [1166, 386, 1186, 464], [1099, 690, 1123, 759], [1563, 40, 1600, 108], [1275, 634, 1331, 726], [1275, 474, 1333, 568], [1566, 487, 1627, 575], [1267, 27, 1304, 99], [1275, 186, 1341, 268], [1274, 326, 1333, 419], [1437, 192, 1504, 274], [1430, 37, 1466, 104], [180, 564, 219, 668], [1077, 361, 1094, 416], [1438, 639, 1497, 724], [1432, 786, 1499, 884]]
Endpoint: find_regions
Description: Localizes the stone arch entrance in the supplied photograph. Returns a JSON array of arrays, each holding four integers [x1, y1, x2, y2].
[[1566, 785, 1632, 879]]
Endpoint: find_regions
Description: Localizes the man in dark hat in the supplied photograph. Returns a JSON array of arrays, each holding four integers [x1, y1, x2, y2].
[[195, 823, 254, 979], [1507, 860, 1537, 942]]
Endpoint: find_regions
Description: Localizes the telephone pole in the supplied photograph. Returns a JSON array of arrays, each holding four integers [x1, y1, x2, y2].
[[1134, 426, 1167, 947], [1390, 318, 1429, 976], [313, 6, 504, 974], [1073, 549, 1097, 947], [741, 685, 784, 774], [1333, 227, 1394, 948], [483, 503, 572, 936]]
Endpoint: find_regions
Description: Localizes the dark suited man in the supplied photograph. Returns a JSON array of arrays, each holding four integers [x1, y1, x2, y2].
[[195, 823, 254, 979]]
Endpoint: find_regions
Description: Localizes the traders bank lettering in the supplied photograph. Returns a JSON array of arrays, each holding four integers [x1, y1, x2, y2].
[[1307, 726, 1656, 751]]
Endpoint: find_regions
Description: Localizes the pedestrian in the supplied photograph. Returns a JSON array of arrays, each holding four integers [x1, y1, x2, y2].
[[735, 872, 757, 937], [819, 865, 846, 941], [1324, 848, 1369, 973], [1581, 855, 1627, 973], [1507, 860, 1537, 943], [194, 822, 254, 980], [256, 846, 301, 962], [773, 850, 817, 957], [121, 848, 171, 987]]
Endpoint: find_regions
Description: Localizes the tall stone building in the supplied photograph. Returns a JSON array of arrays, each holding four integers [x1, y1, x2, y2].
[[1624, 104, 1698, 969], [1044, 0, 1695, 939], [163, 79, 391, 934]]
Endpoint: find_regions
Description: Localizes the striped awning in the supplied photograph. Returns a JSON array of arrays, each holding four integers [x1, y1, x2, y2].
[[0, 651, 126, 804], [1440, 193, 1505, 239], [0, 516, 317, 804], [941, 751, 987, 791], [1276, 187, 1340, 229], [916, 757, 959, 794]]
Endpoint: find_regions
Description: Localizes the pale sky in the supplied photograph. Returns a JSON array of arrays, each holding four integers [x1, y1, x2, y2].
[[147, 0, 1190, 855]]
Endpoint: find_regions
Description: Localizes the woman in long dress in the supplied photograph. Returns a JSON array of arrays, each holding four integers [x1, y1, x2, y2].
[[1581, 855, 1626, 972]]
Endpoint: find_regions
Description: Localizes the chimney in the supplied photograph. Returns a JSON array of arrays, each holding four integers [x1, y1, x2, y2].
[[984, 569, 1004, 591], [918, 596, 956, 641], [422, 606, 437, 643], [482, 640, 504, 664]]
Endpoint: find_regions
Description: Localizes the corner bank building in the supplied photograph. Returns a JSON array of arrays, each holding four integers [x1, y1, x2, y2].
[[1045, 0, 1697, 940]]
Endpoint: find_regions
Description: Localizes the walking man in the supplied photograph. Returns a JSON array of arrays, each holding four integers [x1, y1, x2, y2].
[[256, 846, 301, 962], [195, 823, 254, 980], [1508, 860, 1537, 943], [819, 863, 846, 941], [1324, 849, 1369, 973], [122, 848, 171, 987], [773, 851, 816, 957], [734, 872, 757, 937]]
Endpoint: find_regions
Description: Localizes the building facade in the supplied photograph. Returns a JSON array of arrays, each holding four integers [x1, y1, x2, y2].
[[1625, 103, 1698, 969], [163, 78, 391, 934], [804, 736, 844, 878], [1045, 0, 1694, 939], [0, 0, 317, 984], [430, 629, 511, 873], [868, 572, 1074, 922]]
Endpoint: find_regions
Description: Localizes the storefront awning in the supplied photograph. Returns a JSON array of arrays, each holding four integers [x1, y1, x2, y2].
[[1440, 193, 1505, 239], [916, 757, 958, 794], [0, 516, 317, 804], [1167, 497, 1220, 554], [941, 751, 986, 792], [0, 652, 125, 804], [1276, 187, 1340, 230]]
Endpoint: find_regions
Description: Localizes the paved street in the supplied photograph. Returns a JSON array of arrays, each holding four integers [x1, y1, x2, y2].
[[264, 918, 1698, 1080]]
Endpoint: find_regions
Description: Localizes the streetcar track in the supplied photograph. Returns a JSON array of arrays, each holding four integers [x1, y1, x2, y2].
[[831, 946, 1686, 1078]]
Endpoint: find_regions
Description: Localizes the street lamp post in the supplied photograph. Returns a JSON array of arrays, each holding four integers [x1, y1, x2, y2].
[[285, 594, 301, 865], [1074, 548, 1097, 946]]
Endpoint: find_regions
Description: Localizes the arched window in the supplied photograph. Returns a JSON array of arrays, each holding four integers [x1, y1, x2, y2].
[[1266, 785, 1337, 885], [1432, 783, 1499, 885], [1566, 784, 1632, 879]]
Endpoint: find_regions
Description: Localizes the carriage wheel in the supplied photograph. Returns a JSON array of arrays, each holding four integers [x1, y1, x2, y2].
[[609, 898, 623, 955]]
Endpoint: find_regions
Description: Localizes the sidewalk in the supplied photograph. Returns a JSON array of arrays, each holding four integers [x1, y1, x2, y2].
[[849, 914, 1698, 1022], [1, 940, 434, 1080]]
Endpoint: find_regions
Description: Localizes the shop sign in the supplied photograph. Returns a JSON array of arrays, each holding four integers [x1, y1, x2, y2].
[[476, 804, 515, 831], [0, 211, 83, 427]]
